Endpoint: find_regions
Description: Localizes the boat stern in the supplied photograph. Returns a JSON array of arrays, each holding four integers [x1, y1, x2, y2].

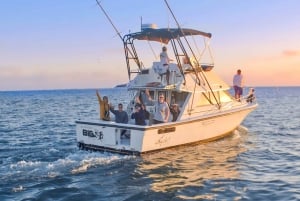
[[76, 120, 145, 154]]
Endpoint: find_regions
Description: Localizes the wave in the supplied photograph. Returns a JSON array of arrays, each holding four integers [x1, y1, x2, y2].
[[2, 151, 135, 187]]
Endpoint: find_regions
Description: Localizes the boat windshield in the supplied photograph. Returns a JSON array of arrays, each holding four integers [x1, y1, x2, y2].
[[136, 90, 188, 108]]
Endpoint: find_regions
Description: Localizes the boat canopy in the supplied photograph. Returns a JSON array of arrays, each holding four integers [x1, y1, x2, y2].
[[124, 28, 212, 44]]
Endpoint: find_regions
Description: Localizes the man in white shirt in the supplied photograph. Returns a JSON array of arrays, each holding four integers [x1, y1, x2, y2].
[[145, 90, 170, 124]]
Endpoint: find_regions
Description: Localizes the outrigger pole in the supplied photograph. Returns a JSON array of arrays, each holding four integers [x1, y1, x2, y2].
[[163, 0, 202, 85], [163, 0, 221, 109], [95, 0, 122, 40], [95, 0, 140, 79]]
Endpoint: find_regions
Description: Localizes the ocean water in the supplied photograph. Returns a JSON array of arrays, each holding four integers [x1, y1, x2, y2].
[[0, 87, 299, 201]]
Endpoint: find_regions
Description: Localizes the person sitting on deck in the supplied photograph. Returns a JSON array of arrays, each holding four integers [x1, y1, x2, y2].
[[96, 90, 110, 121], [182, 56, 189, 64], [246, 88, 255, 103]]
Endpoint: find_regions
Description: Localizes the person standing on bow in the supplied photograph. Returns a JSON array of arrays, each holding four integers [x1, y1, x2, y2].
[[233, 69, 244, 101], [96, 90, 110, 121], [145, 89, 170, 124], [160, 46, 173, 85]]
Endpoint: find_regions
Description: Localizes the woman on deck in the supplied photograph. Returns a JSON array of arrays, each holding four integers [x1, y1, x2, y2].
[[96, 90, 110, 121]]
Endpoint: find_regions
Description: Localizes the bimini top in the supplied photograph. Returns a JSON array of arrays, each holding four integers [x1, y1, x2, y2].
[[123, 28, 212, 44]]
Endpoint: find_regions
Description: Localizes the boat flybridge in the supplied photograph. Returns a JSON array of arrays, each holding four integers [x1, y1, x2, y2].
[[76, 24, 257, 155]]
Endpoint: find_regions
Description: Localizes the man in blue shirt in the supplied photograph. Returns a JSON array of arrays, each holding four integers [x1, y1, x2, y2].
[[110, 103, 128, 124], [110, 103, 129, 137]]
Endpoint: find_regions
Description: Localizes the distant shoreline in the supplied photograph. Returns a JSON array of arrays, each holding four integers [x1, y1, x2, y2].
[[1, 86, 300, 92], [114, 83, 127, 88]]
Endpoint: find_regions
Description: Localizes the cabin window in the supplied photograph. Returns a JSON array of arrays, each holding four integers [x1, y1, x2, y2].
[[219, 91, 234, 102], [170, 91, 188, 107], [139, 90, 154, 106], [198, 92, 215, 105], [141, 69, 149, 74], [198, 91, 232, 105]]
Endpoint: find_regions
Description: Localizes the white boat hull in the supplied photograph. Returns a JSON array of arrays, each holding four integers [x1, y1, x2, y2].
[[76, 104, 256, 155], [75, 18, 258, 155]]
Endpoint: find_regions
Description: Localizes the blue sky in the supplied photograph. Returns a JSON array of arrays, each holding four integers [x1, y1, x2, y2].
[[1, 0, 300, 90]]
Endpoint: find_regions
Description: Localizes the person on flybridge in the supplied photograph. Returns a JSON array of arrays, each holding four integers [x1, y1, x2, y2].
[[160, 46, 173, 85]]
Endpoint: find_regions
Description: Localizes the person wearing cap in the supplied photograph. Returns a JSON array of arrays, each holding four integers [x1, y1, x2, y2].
[[131, 103, 146, 126], [96, 90, 110, 121]]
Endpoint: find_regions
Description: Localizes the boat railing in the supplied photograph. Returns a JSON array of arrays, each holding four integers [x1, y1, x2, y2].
[[185, 99, 255, 117], [151, 62, 183, 86]]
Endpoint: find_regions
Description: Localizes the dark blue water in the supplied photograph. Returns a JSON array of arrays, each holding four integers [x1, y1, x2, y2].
[[1, 87, 299, 201]]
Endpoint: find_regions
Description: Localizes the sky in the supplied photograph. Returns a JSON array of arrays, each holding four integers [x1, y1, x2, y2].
[[1, 0, 300, 91]]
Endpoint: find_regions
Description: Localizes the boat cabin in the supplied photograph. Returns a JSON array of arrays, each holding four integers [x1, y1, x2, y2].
[[127, 88, 189, 124]]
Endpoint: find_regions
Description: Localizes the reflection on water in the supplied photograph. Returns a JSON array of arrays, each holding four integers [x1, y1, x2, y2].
[[136, 129, 248, 194]]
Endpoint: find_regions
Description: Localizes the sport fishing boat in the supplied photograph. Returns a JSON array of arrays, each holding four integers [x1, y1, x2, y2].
[[76, 2, 257, 155]]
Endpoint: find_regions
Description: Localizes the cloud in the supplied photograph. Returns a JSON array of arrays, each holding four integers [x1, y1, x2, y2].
[[282, 50, 300, 57]]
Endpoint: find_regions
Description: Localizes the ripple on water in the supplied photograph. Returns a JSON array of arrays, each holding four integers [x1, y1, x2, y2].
[[0, 87, 299, 200]]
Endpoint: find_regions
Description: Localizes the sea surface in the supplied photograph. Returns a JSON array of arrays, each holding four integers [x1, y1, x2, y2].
[[0, 87, 299, 201]]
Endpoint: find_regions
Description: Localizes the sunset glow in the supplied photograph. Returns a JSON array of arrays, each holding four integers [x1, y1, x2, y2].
[[1, 0, 299, 91]]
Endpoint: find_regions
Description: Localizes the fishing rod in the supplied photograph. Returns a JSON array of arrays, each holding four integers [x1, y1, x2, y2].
[[95, 0, 141, 79], [163, 0, 202, 85], [95, 0, 122, 40], [163, 0, 221, 109]]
